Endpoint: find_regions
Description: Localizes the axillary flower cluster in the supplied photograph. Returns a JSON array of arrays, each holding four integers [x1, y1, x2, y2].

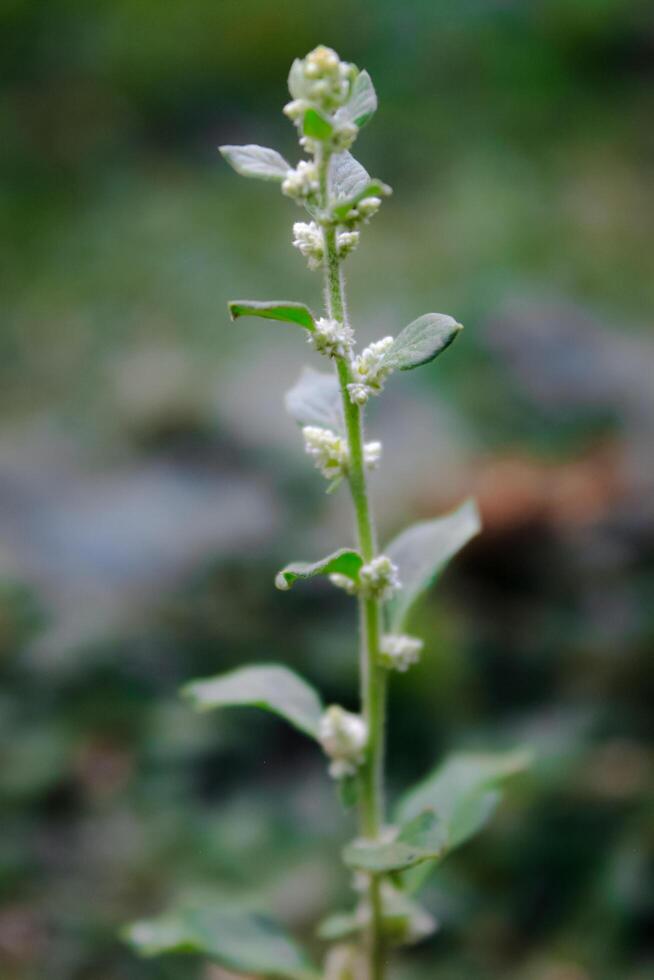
[[126, 43, 530, 980]]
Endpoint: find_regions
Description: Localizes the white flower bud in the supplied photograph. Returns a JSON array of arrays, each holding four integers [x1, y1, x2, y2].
[[297, 46, 355, 113], [347, 336, 394, 404], [283, 99, 307, 121], [281, 160, 319, 201], [302, 425, 348, 479], [332, 121, 358, 151], [359, 555, 401, 602], [357, 196, 382, 219], [379, 633, 423, 672], [363, 440, 382, 469], [337, 229, 360, 259], [319, 705, 367, 778], [291, 220, 324, 270], [309, 317, 354, 358], [323, 944, 366, 980]]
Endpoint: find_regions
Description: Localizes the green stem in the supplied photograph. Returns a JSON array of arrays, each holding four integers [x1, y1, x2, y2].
[[320, 176, 387, 979]]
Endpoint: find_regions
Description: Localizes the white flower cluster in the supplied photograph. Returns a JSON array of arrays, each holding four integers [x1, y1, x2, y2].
[[291, 222, 359, 271], [358, 555, 401, 602], [291, 221, 323, 269], [343, 195, 383, 225], [284, 46, 355, 117], [302, 425, 381, 481], [379, 633, 423, 672], [347, 336, 394, 405], [319, 705, 367, 779], [281, 160, 319, 202], [331, 555, 401, 602], [308, 317, 353, 358]]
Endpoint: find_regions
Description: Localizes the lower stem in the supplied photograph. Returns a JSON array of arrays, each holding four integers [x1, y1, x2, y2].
[[324, 221, 387, 980]]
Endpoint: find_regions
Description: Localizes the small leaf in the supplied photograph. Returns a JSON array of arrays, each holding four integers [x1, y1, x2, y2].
[[220, 144, 290, 182], [182, 664, 323, 740], [316, 911, 360, 941], [124, 900, 317, 979], [285, 366, 344, 434], [329, 151, 370, 200], [341, 70, 378, 127], [381, 313, 463, 372], [338, 772, 360, 810], [275, 548, 363, 591], [228, 300, 316, 332], [332, 179, 392, 221], [303, 107, 333, 140], [396, 749, 531, 850], [288, 58, 305, 100], [343, 810, 447, 873], [385, 498, 481, 632]]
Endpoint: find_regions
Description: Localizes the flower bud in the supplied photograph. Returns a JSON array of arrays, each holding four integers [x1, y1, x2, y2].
[[319, 705, 368, 779], [379, 633, 423, 672], [281, 160, 319, 201], [347, 336, 394, 404], [291, 220, 324, 270], [309, 317, 354, 358]]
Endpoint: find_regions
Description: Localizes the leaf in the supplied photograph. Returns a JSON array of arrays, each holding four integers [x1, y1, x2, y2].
[[288, 58, 305, 100], [284, 366, 344, 434], [329, 151, 370, 200], [275, 548, 363, 592], [182, 664, 323, 740], [340, 70, 378, 127], [124, 900, 317, 979], [381, 313, 463, 372], [343, 810, 447, 873], [385, 498, 481, 632], [220, 144, 290, 182], [228, 300, 315, 332], [395, 749, 531, 851], [332, 179, 392, 221], [316, 911, 360, 941], [303, 107, 333, 140]]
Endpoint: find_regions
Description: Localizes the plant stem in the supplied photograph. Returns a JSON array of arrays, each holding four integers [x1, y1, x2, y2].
[[321, 204, 387, 979]]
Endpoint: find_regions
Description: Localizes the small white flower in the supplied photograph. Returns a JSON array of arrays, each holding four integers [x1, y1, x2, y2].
[[298, 46, 355, 112], [337, 229, 360, 259], [309, 317, 354, 358], [319, 705, 368, 779], [332, 121, 358, 151], [282, 99, 305, 121], [281, 160, 319, 201], [302, 425, 348, 479], [291, 220, 324, 270], [347, 336, 395, 404], [363, 440, 382, 469], [379, 633, 423, 672], [359, 555, 401, 602], [357, 196, 382, 219]]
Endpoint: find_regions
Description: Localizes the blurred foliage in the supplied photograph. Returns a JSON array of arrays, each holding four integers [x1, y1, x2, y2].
[[1, 1, 653, 979]]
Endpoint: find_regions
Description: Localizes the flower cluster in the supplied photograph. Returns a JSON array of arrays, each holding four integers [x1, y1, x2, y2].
[[292, 221, 323, 269], [359, 555, 401, 601], [347, 337, 395, 405], [308, 317, 354, 358], [284, 46, 356, 118], [302, 425, 381, 480], [281, 160, 319, 202], [319, 705, 368, 779], [379, 633, 423, 672]]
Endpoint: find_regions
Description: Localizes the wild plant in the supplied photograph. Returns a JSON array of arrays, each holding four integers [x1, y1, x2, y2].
[[126, 45, 528, 980]]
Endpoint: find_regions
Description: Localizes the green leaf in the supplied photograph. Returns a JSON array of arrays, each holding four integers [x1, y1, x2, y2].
[[340, 70, 378, 127], [338, 772, 360, 810], [228, 300, 315, 332], [220, 144, 290, 182], [381, 313, 463, 372], [275, 548, 362, 591], [284, 366, 344, 434], [385, 498, 481, 632], [124, 900, 317, 979], [343, 809, 447, 873], [182, 664, 323, 740], [303, 107, 333, 140], [396, 749, 531, 851], [332, 179, 392, 221], [329, 151, 370, 200]]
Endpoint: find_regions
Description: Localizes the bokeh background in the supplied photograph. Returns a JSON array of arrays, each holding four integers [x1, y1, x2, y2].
[[1, 1, 653, 978]]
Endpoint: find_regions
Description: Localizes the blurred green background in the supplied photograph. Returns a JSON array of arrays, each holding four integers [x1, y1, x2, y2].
[[1, 1, 653, 978]]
